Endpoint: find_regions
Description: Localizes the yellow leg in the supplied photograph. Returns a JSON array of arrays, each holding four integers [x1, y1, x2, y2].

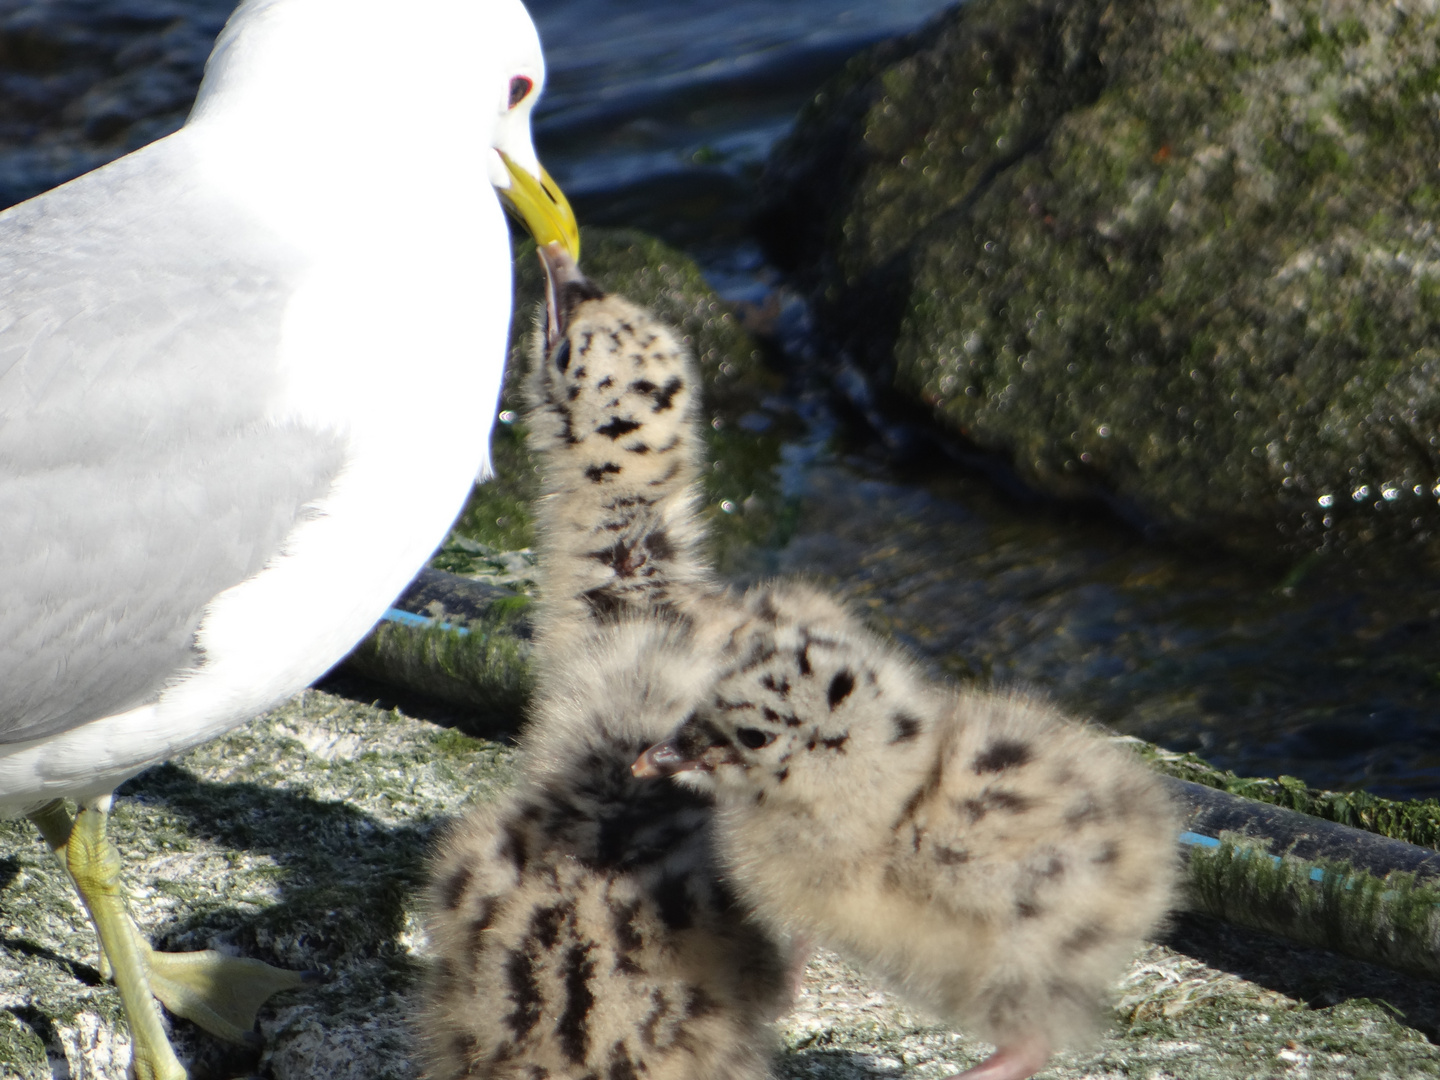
[[31, 797, 187, 1080], [28, 797, 310, 1078]]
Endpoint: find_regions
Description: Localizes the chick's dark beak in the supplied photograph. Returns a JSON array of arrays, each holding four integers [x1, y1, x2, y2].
[[631, 739, 704, 778], [537, 240, 604, 352]]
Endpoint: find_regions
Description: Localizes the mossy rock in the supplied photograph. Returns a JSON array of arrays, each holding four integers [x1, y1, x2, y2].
[[761, 0, 1440, 557], [1141, 742, 1440, 850]]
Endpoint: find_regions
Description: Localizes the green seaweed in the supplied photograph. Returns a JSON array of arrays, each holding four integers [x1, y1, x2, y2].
[[1186, 833, 1440, 978], [1141, 744, 1440, 850], [342, 602, 534, 725]]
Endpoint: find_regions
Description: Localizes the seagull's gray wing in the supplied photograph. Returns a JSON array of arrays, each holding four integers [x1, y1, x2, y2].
[[0, 136, 347, 745]]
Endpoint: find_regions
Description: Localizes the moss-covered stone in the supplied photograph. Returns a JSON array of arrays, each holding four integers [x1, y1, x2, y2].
[[342, 597, 535, 724], [1142, 742, 1440, 850], [762, 0, 1440, 557], [1186, 834, 1440, 980]]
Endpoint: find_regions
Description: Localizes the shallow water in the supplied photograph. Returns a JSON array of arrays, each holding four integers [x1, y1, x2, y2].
[[3, 0, 1440, 798], [756, 448, 1440, 798]]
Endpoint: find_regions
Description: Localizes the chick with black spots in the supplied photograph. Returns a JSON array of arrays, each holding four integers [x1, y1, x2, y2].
[[635, 583, 1178, 1080]]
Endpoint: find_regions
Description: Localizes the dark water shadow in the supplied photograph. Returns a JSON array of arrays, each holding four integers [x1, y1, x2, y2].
[[1162, 911, 1440, 1042]]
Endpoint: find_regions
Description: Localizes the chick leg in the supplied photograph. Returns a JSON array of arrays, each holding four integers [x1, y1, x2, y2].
[[784, 933, 812, 1005], [29, 797, 308, 1076], [949, 1039, 1050, 1080]]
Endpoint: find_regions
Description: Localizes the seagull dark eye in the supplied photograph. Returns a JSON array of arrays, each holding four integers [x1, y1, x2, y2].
[[508, 76, 534, 109], [736, 728, 775, 751]]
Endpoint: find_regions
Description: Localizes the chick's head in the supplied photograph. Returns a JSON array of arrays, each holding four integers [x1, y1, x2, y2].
[[633, 585, 939, 817]]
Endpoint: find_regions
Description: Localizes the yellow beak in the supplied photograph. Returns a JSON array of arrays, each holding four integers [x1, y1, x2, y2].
[[498, 151, 580, 261]]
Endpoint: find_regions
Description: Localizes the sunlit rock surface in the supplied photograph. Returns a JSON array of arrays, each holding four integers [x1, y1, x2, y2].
[[4, 687, 1440, 1078], [761, 0, 1440, 556]]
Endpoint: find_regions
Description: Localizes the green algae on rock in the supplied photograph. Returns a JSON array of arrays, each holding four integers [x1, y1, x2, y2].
[[1143, 742, 1440, 850], [1185, 832, 1440, 981], [342, 598, 534, 723], [761, 0, 1440, 556]]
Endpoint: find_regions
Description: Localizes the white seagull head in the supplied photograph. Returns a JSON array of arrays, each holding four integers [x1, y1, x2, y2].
[[186, 0, 578, 257]]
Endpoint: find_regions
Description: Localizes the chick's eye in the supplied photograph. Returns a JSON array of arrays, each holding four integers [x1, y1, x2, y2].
[[736, 728, 775, 751], [508, 76, 534, 109]]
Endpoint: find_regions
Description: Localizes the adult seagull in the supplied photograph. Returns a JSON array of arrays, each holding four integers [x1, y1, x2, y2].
[[0, 0, 577, 1076]]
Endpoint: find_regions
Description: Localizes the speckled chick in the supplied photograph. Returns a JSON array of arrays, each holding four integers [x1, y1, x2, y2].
[[421, 246, 788, 1080], [521, 245, 717, 663], [636, 582, 1179, 1080]]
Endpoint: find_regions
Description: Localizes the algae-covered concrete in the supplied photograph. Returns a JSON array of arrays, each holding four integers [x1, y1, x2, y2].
[[5, 685, 1440, 1078], [761, 0, 1440, 556]]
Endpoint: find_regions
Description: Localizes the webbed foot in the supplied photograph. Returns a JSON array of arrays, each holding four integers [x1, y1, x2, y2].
[[28, 797, 314, 1080], [144, 942, 312, 1046]]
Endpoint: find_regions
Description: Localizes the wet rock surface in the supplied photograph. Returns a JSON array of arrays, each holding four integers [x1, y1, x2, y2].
[[762, 0, 1440, 556]]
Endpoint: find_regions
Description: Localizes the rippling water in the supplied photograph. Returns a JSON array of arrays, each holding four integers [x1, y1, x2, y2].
[[3, 0, 1439, 797], [756, 448, 1440, 799]]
